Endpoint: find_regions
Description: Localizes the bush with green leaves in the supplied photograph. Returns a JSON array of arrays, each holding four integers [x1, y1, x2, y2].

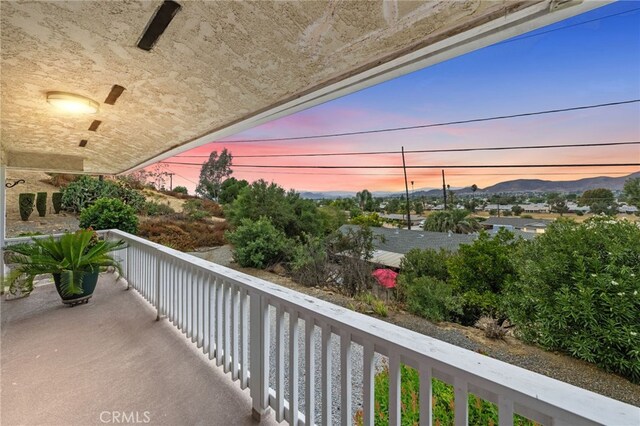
[[226, 180, 325, 238], [351, 212, 383, 227], [505, 217, 640, 382], [447, 229, 519, 324], [51, 192, 63, 213], [18, 193, 35, 221], [36, 192, 47, 217], [182, 198, 224, 220], [226, 217, 290, 268], [290, 235, 328, 287], [401, 276, 462, 322], [79, 198, 139, 234], [172, 186, 188, 195], [355, 364, 533, 425], [61, 176, 145, 213], [140, 201, 175, 216]]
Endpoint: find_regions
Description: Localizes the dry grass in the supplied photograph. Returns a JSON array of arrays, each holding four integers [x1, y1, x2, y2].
[[138, 214, 229, 251]]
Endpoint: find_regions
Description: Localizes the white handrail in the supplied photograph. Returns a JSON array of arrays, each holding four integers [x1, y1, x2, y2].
[[96, 229, 639, 425]]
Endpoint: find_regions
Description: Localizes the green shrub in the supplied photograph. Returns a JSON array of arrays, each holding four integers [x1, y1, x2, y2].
[[400, 248, 451, 283], [140, 201, 175, 216], [290, 235, 328, 287], [400, 276, 461, 322], [19, 193, 35, 221], [172, 186, 188, 195], [226, 217, 290, 268], [506, 217, 640, 382], [51, 192, 63, 214], [576, 210, 584, 216], [447, 230, 518, 325], [226, 180, 325, 238], [36, 192, 47, 217], [79, 198, 139, 234], [356, 364, 533, 425], [351, 213, 383, 227], [61, 176, 144, 213], [183, 199, 224, 220]]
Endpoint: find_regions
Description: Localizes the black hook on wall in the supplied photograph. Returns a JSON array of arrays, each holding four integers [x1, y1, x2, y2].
[[5, 179, 25, 188]]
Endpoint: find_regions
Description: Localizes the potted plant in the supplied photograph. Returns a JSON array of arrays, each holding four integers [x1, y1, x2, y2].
[[3, 229, 126, 306]]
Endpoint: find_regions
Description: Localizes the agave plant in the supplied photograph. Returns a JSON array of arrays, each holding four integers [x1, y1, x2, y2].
[[4, 229, 126, 297]]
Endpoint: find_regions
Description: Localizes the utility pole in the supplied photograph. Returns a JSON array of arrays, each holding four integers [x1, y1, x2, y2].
[[442, 170, 447, 210], [167, 173, 175, 191], [402, 147, 411, 230]]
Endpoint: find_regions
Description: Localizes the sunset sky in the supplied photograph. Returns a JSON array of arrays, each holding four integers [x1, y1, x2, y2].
[[161, 1, 640, 193]]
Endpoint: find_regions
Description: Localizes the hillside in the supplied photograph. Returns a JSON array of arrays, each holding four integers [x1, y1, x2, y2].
[[483, 171, 640, 193]]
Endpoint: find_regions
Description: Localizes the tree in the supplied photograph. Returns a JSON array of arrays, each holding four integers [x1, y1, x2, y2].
[[218, 177, 248, 204], [448, 229, 518, 324], [356, 189, 374, 211], [423, 209, 481, 234], [578, 188, 617, 215], [196, 149, 233, 201], [172, 186, 188, 195], [226, 180, 324, 238], [511, 205, 524, 216], [414, 201, 424, 215], [623, 177, 640, 208], [548, 193, 569, 216]]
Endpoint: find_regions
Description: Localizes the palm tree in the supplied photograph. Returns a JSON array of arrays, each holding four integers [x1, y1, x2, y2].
[[424, 209, 481, 234]]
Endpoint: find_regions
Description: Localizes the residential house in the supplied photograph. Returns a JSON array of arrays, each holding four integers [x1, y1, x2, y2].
[[481, 217, 552, 233]]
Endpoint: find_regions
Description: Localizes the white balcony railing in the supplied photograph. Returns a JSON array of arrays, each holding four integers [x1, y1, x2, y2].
[[6, 230, 639, 425]]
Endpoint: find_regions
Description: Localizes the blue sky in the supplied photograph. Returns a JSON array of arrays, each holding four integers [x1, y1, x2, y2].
[[169, 2, 640, 192]]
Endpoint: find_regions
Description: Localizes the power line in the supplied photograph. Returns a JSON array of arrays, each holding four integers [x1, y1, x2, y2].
[[194, 99, 639, 144], [162, 162, 640, 169], [174, 140, 640, 159], [496, 7, 640, 46]]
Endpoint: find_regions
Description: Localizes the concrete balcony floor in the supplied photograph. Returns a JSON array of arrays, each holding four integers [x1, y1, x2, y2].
[[1, 273, 277, 426]]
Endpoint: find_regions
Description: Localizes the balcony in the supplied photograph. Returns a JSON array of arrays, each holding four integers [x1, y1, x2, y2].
[[2, 230, 637, 425], [1, 272, 273, 426]]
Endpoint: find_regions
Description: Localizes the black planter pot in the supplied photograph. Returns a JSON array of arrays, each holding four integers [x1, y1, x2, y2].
[[53, 271, 99, 306]]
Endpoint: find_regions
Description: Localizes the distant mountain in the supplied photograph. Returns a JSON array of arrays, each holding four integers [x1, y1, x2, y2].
[[298, 191, 355, 199], [297, 172, 640, 199], [482, 171, 640, 193]]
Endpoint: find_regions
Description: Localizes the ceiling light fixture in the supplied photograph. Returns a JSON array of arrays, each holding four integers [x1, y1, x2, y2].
[[46, 91, 99, 114]]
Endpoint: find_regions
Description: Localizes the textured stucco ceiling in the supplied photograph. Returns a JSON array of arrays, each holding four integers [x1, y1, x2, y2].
[[0, 1, 601, 174]]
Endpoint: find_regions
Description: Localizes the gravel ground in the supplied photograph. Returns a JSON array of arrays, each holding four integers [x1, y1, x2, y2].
[[192, 245, 640, 412]]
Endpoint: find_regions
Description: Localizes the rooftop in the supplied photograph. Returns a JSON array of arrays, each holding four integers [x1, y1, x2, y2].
[[482, 217, 552, 229], [340, 224, 477, 254]]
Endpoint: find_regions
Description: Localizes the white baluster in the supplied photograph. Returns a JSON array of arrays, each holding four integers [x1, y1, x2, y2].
[[305, 316, 316, 426], [363, 342, 375, 426], [289, 310, 299, 425], [249, 292, 270, 421], [419, 363, 433, 426], [322, 322, 332, 426], [498, 395, 514, 426], [389, 354, 401, 426], [341, 330, 352, 426], [275, 304, 285, 422], [454, 378, 468, 426], [232, 284, 239, 380], [240, 288, 249, 389]]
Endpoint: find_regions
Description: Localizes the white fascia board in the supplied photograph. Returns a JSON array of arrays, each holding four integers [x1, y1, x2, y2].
[[121, 0, 611, 175]]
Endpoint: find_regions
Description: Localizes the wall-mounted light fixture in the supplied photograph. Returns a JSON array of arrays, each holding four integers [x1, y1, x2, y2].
[[47, 91, 99, 114]]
